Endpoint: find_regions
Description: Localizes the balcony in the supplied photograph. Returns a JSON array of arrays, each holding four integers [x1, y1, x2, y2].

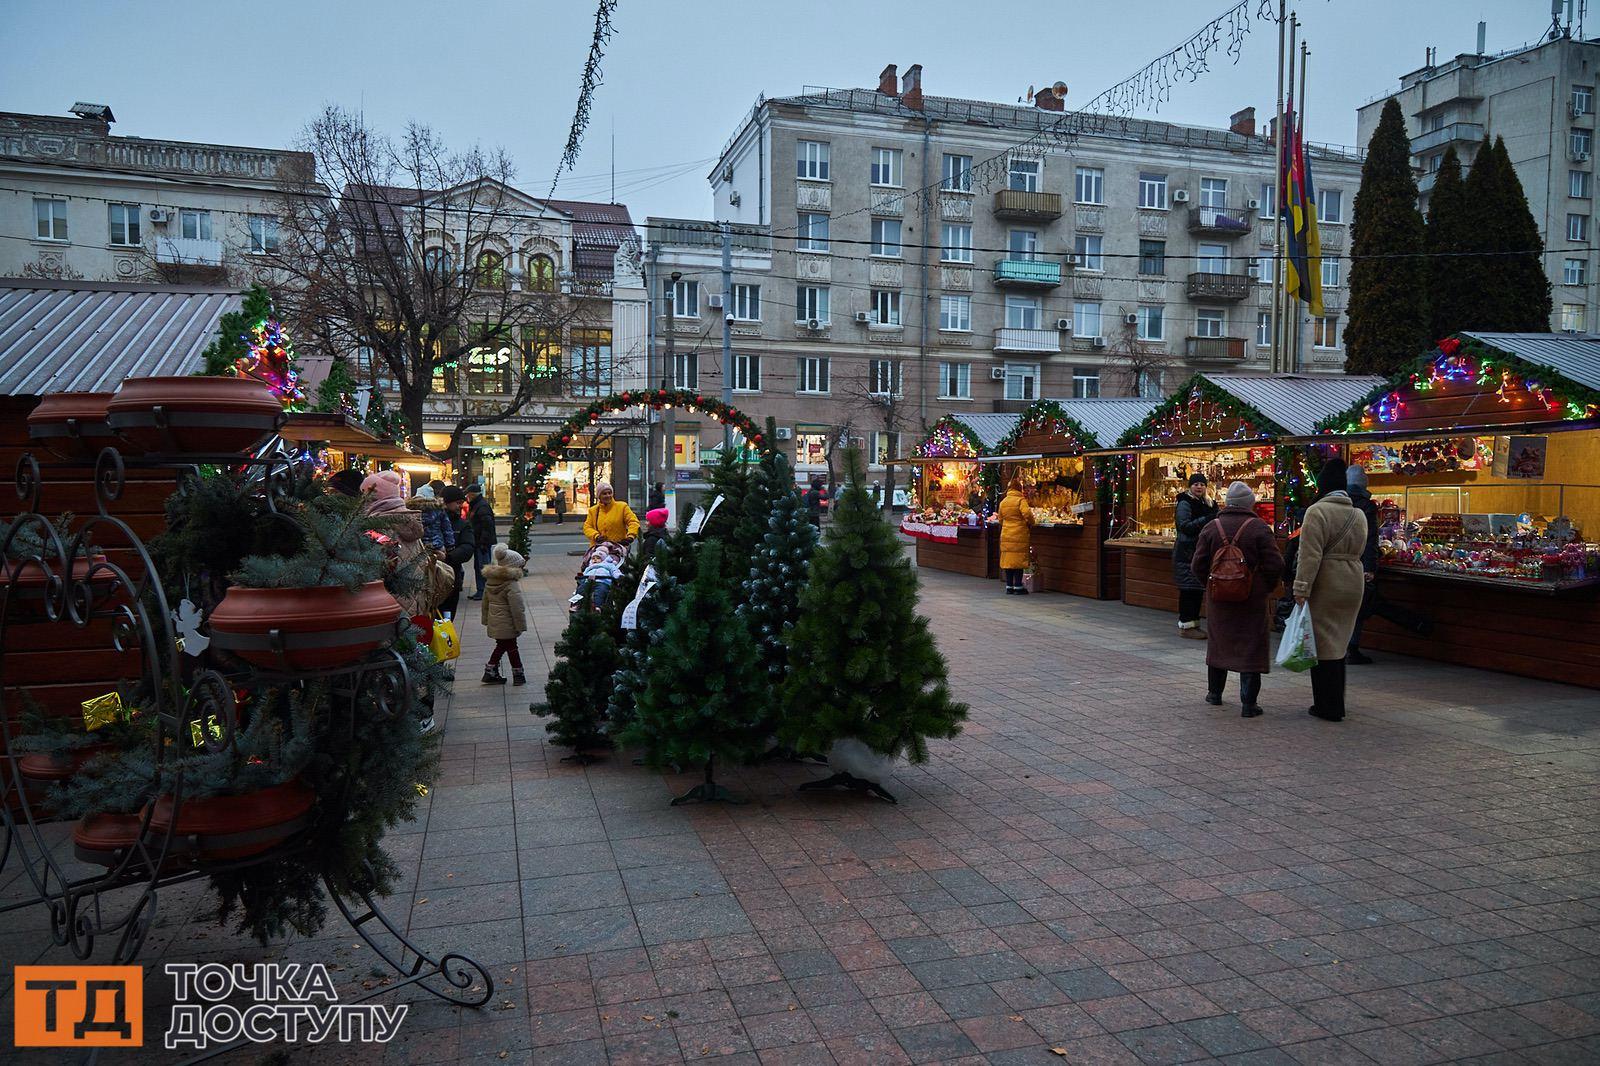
[[993, 327, 1062, 354], [993, 188, 1063, 221], [1185, 204, 1254, 237], [154, 237, 223, 266], [1185, 336, 1247, 363], [1185, 271, 1251, 301], [1410, 121, 1484, 156], [992, 258, 1062, 288]]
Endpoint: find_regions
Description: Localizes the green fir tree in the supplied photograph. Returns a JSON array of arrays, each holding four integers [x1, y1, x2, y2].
[[737, 451, 817, 690], [1487, 136, 1553, 331], [313, 356, 360, 416], [700, 446, 751, 545], [1343, 97, 1430, 375], [1425, 146, 1473, 340], [535, 585, 620, 759], [200, 284, 275, 376], [780, 448, 967, 765], [606, 531, 696, 737]]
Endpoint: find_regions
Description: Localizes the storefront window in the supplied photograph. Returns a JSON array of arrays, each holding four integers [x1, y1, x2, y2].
[[795, 431, 829, 468], [673, 432, 700, 468], [570, 329, 612, 397], [466, 331, 513, 394], [523, 327, 562, 394]]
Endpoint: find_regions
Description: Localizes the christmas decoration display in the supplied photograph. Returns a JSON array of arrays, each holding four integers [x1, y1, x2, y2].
[[1117, 376, 1278, 447], [993, 399, 1094, 458], [605, 531, 695, 737], [534, 581, 620, 762], [233, 317, 306, 411], [780, 449, 967, 797], [200, 284, 274, 377], [737, 451, 818, 696], [312, 356, 361, 420]]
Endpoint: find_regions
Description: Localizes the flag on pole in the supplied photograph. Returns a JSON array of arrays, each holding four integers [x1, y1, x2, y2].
[[1294, 118, 1324, 316], [1281, 105, 1324, 316]]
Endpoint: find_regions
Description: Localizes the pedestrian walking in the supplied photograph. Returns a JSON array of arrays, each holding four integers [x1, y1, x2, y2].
[[1345, 465, 1431, 663], [648, 481, 666, 511], [1191, 481, 1284, 718], [582, 481, 639, 546], [1172, 473, 1218, 639], [479, 545, 528, 686], [997, 478, 1036, 596], [553, 486, 568, 525], [410, 482, 455, 553], [438, 485, 476, 621], [1294, 458, 1368, 722], [641, 507, 670, 558], [803, 477, 826, 528], [465, 482, 497, 600]]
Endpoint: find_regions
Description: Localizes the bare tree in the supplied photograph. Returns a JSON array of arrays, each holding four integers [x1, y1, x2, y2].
[[254, 106, 608, 456], [1101, 314, 1175, 398], [839, 351, 916, 512]]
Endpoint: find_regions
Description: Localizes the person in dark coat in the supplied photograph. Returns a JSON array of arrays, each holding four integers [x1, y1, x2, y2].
[[553, 486, 569, 525], [1345, 465, 1430, 663], [1191, 481, 1284, 718], [1172, 473, 1218, 639], [802, 477, 826, 528], [648, 482, 666, 511], [438, 485, 476, 620], [465, 483, 497, 599]]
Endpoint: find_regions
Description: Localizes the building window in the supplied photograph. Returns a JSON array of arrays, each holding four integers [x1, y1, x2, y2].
[[529, 254, 556, 292], [797, 211, 830, 251], [180, 209, 212, 241], [523, 328, 561, 393], [870, 218, 902, 257], [795, 432, 829, 467], [1259, 183, 1276, 218], [796, 285, 830, 324], [1073, 233, 1103, 272], [1576, 86, 1595, 116], [871, 432, 901, 466], [1005, 294, 1041, 330], [107, 203, 141, 246], [1564, 257, 1588, 285], [1073, 301, 1102, 339], [1573, 128, 1593, 157], [1009, 158, 1041, 193], [1072, 367, 1100, 399], [938, 361, 970, 399], [870, 289, 901, 326], [465, 336, 513, 394], [1074, 166, 1104, 204], [940, 223, 973, 262], [1136, 305, 1164, 341], [1136, 370, 1164, 398], [1195, 308, 1225, 338], [671, 432, 701, 468], [1138, 239, 1166, 275], [1317, 188, 1344, 224], [1138, 172, 1168, 210], [1312, 316, 1339, 349], [475, 251, 505, 289], [731, 283, 761, 321], [732, 352, 761, 391], [248, 214, 279, 253], [1256, 311, 1272, 346], [34, 198, 68, 241], [1004, 362, 1040, 401], [939, 294, 972, 331], [571, 329, 612, 396], [424, 247, 453, 277], [1321, 258, 1341, 289], [1573, 170, 1593, 199], [797, 139, 830, 180], [1561, 303, 1587, 331], [1570, 213, 1590, 242], [1197, 242, 1228, 274], [357, 343, 398, 392], [870, 147, 903, 187], [665, 277, 699, 317], [673, 351, 697, 390], [1007, 229, 1039, 261], [797, 356, 830, 393], [1199, 177, 1229, 209], [869, 358, 901, 396], [942, 153, 973, 192]]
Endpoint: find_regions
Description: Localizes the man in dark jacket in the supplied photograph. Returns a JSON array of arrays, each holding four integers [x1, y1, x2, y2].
[[465, 483, 496, 599], [439, 486, 476, 620], [1345, 465, 1430, 662], [1172, 473, 1218, 639], [648, 482, 666, 511], [802, 477, 826, 528]]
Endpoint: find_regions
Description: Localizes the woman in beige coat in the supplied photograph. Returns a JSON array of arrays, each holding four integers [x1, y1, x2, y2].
[[1292, 459, 1367, 722]]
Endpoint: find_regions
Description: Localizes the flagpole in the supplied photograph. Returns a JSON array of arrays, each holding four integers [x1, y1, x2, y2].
[[1295, 39, 1309, 374], [1278, 16, 1298, 373], [1270, 1, 1287, 374]]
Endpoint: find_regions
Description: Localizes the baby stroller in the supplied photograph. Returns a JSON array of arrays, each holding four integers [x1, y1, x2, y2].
[[569, 540, 628, 613]]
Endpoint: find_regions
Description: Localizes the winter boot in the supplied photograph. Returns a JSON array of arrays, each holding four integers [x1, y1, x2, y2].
[[512, 669, 526, 686], [482, 663, 506, 685]]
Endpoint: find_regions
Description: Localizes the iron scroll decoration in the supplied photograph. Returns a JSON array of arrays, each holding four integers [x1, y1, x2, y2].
[[0, 438, 494, 1035]]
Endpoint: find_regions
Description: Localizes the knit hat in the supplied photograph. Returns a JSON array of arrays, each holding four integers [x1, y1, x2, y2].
[[415, 482, 436, 500], [440, 485, 467, 505], [1345, 464, 1369, 490], [645, 507, 669, 528], [492, 544, 525, 568], [1315, 457, 1348, 498], [1225, 481, 1257, 508], [360, 470, 406, 501], [327, 469, 365, 498], [1188, 472, 1208, 486]]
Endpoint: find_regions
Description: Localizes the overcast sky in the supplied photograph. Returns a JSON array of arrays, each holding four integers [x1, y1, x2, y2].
[[0, 0, 1559, 221]]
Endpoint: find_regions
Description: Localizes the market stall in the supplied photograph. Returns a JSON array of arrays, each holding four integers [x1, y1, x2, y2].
[[1317, 332, 1600, 688], [1101, 374, 1383, 613], [900, 415, 1015, 577]]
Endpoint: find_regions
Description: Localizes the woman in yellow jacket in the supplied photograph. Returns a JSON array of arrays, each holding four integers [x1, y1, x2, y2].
[[997, 479, 1036, 596], [582, 482, 640, 547]]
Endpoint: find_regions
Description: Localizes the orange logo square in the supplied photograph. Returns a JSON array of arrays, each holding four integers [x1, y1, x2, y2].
[[14, 966, 143, 1047]]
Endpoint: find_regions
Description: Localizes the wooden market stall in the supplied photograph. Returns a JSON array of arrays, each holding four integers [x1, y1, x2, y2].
[[1315, 332, 1600, 688], [899, 414, 1016, 578], [278, 411, 438, 479], [1100, 373, 1383, 613]]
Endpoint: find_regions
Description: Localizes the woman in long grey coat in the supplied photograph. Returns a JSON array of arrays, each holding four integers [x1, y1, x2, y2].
[[1192, 481, 1284, 718], [1293, 459, 1368, 722]]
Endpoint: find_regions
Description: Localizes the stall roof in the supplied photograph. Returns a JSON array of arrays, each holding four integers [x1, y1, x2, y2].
[[0, 278, 241, 396], [950, 413, 1020, 451], [1463, 332, 1600, 391], [1201, 374, 1386, 436], [1041, 397, 1161, 447], [278, 411, 426, 462]]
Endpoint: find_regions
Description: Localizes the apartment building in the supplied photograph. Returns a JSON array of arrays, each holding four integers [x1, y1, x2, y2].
[[679, 65, 1363, 478], [1356, 26, 1600, 333], [0, 102, 311, 284]]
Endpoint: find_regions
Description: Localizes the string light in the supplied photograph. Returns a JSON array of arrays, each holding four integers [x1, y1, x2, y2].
[[234, 318, 306, 411]]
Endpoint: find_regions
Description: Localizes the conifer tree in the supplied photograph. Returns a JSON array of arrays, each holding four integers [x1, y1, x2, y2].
[[535, 584, 619, 761], [1488, 136, 1553, 331], [606, 531, 695, 736], [700, 446, 750, 545], [200, 284, 275, 376], [1425, 146, 1473, 339], [618, 541, 765, 804], [1344, 98, 1430, 375], [738, 452, 817, 692], [780, 449, 967, 780]]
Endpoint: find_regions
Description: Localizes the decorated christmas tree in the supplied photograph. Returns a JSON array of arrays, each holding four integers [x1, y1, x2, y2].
[[738, 451, 816, 688], [234, 317, 306, 410], [312, 356, 361, 419], [605, 531, 695, 737], [201, 284, 274, 376], [618, 541, 766, 803], [781, 448, 967, 797], [535, 584, 620, 761]]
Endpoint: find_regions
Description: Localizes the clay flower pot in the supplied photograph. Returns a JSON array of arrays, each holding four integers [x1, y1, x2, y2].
[[72, 811, 153, 866], [106, 376, 284, 455], [144, 777, 315, 862], [1, 555, 114, 623], [207, 581, 401, 671], [18, 743, 117, 784], [26, 393, 120, 460]]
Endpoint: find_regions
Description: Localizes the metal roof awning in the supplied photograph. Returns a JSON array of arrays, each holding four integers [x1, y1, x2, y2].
[[1278, 416, 1600, 446], [1463, 331, 1600, 391], [279, 412, 424, 461]]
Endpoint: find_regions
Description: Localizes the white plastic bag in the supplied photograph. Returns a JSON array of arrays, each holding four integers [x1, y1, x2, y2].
[[1275, 601, 1318, 672]]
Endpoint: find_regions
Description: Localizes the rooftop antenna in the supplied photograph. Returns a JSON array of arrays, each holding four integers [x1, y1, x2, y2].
[[1552, 0, 1565, 40], [610, 115, 615, 204]]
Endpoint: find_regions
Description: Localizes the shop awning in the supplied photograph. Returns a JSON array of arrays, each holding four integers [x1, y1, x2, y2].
[[279, 412, 425, 461], [1277, 415, 1600, 446]]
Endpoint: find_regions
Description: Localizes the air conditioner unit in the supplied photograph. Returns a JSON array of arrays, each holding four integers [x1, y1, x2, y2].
[[1055, 317, 1072, 331], [707, 293, 725, 310], [990, 366, 1007, 380], [1578, 151, 1592, 162], [806, 317, 821, 330], [721, 165, 734, 183], [1172, 189, 1191, 203], [1091, 336, 1107, 348], [729, 191, 742, 206], [1247, 198, 1261, 210], [775, 426, 793, 440], [148, 208, 172, 223], [1123, 312, 1139, 325], [1067, 254, 1082, 267], [854, 311, 871, 323]]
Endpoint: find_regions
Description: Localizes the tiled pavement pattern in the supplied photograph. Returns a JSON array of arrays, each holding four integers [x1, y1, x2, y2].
[[3, 530, 1599, 1064]]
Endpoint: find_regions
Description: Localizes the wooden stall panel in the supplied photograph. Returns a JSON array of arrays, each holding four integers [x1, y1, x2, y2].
[[915, 531, 993, 579], [1121, 546, 1181, 612]]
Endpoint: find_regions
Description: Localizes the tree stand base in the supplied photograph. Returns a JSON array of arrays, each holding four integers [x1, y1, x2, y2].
[[560, 751, 602, 765], [670, 781, 746, 806], [797, 772, 897, 805]]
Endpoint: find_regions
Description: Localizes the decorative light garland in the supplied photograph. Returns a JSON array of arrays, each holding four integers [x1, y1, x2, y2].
[[914, 417, 984, 459], [234, 318, 306, 411], [1118, 377, 1280, 447]]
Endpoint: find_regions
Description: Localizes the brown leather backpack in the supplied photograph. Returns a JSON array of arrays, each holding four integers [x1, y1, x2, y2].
[[1206, 517, 1261, 603]]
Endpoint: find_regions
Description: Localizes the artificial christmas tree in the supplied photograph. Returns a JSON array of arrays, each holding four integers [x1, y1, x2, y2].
[[534, 582, 620, 762], [699, 446, 751, 548], [617, 541, 765, 804], [738, 451, 817, 689], [781, 448, 967, 802], [605, 531, 695, 737], [200, 284, 274, 376], [312, 356, 361, 419], [233, 317, 307, 410]]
